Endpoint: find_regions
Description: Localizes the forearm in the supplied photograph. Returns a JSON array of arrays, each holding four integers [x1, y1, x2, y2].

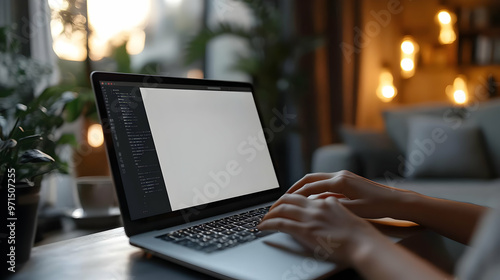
[[349, 231, 451, 280], [399, 192, 488, 244]]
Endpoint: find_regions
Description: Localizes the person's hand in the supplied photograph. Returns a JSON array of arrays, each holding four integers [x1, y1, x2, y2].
[[258, 194, 383, 264], [274, 170, 418, 220]]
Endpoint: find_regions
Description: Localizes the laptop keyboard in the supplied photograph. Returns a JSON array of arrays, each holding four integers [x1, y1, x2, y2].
[[156, 206, 274, 253]]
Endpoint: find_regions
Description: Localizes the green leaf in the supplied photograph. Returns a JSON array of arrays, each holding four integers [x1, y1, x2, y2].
[[8, 124, 22, 140], [16, 134, 43, 151], [36, 85, 75, 104], [0, 116, 6, 138], [18, 134, 42, 143], [55, 161, 70, 175], [112, 42, 131, 73], [0, 88, 15, 98], [0, 139, 16, 152], [65, 97, 85, 122], [18, 149, 55, 164], [230, 56, 260, 76], [57, 133, 77, 147], [38, 105, 48, 115], [16, 162, 57, 181], [15, 103, 27, 114], [85, 108, 99, 122], [49, 91, 76, 116]]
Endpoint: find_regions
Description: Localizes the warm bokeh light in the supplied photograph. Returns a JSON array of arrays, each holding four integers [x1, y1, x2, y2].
[[437, 11, 452, 25], [400, 36, 418, 79], [87, 0, 150, 40], [48, 0, 69, 10], [453, 90, 467, 104], [381, 85, 396, 99], [376, 69, 397, 102], [52, 31, 87, 61], [400, 58, 414, 71], [50, 0, 151, 61], [50, 1, 88, 61], [454, 76, 466, 89], [187, 69, 204, 79], [439, 26, 456, 45], [88, 35, 107, 61], [87, 0, 151, 59], [401, 41, 415, 55], [436, 9, 456, 45], [50, 18, 64, 38], [88, 124, 104, 148], [126, 29, 146, 55], [447, 75, 469, 105]]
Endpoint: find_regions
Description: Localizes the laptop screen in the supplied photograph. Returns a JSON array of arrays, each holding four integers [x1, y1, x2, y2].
[[98, 79, 279, 220]]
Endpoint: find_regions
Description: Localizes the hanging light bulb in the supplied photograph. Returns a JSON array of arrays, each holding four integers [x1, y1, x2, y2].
[[436, 9, 456, 44], [400, 36, 419, 78], [376, 69, 397, 102], [446, 75, 469, 105], [88, 124, 104, 148]]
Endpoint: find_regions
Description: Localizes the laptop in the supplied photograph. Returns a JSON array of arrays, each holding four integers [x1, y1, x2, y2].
[[90, 72, 337, 279]]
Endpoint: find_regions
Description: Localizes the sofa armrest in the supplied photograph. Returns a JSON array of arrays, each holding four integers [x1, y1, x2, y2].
[[311, 144, 360, 174]]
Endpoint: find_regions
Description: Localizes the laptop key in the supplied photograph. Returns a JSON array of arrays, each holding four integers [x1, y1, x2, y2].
[[236, 231, 251, 237], [169, 232, 184, 238], [224, 224, 237, 230], [201, 236, 214, 242], [155, 206, 275, 253]]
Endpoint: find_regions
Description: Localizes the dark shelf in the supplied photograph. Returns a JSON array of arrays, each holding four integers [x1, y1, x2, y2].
[[456, 4, 500, 66], [458, 27, 500, 37]]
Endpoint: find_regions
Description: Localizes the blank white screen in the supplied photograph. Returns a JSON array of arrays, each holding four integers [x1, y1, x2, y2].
[[140, 87, 279, 211]]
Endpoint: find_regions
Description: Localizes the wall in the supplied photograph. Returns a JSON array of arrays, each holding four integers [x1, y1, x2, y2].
[[355, 0, 500, 130], [356, 0, 405, 130]]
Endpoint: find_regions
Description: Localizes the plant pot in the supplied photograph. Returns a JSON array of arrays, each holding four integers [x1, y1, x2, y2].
[[1, 177, 40, 275], [15, 182, 40, 264]]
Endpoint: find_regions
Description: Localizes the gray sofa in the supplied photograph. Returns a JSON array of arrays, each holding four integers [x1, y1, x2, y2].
[[312, 98, 500, 208]]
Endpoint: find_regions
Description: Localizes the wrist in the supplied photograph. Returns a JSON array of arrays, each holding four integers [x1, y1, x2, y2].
[[391, 190, 425, 221], [343, 222, 385, 266]]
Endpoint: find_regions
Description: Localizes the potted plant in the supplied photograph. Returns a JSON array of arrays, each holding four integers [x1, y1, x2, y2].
[[0, 26, 80, 271]]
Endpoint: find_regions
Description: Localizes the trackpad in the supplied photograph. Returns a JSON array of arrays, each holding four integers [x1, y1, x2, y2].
[[262, 232, 311, 256]]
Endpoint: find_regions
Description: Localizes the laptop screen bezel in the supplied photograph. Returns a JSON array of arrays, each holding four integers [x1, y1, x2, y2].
[[91, 71, 286, 236]]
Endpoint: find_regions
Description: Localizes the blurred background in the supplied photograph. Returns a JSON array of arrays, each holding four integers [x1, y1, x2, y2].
[[1, 0, 499, 244]]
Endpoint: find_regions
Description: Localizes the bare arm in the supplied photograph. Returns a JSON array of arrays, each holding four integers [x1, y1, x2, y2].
[[258, 170, 489, 279], [349, 227, 453, 280], [402, 193, 486, 244], [284, 170, 488, 244], [258, 194, 451, 280]]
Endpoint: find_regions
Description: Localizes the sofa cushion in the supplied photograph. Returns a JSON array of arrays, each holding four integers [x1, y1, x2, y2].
[[383, 104, 459, 155], [405, 117, 491, 179], [469, 98, 500, 177], [340, 126, 400, 179], [311, 144, 360, 174]]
